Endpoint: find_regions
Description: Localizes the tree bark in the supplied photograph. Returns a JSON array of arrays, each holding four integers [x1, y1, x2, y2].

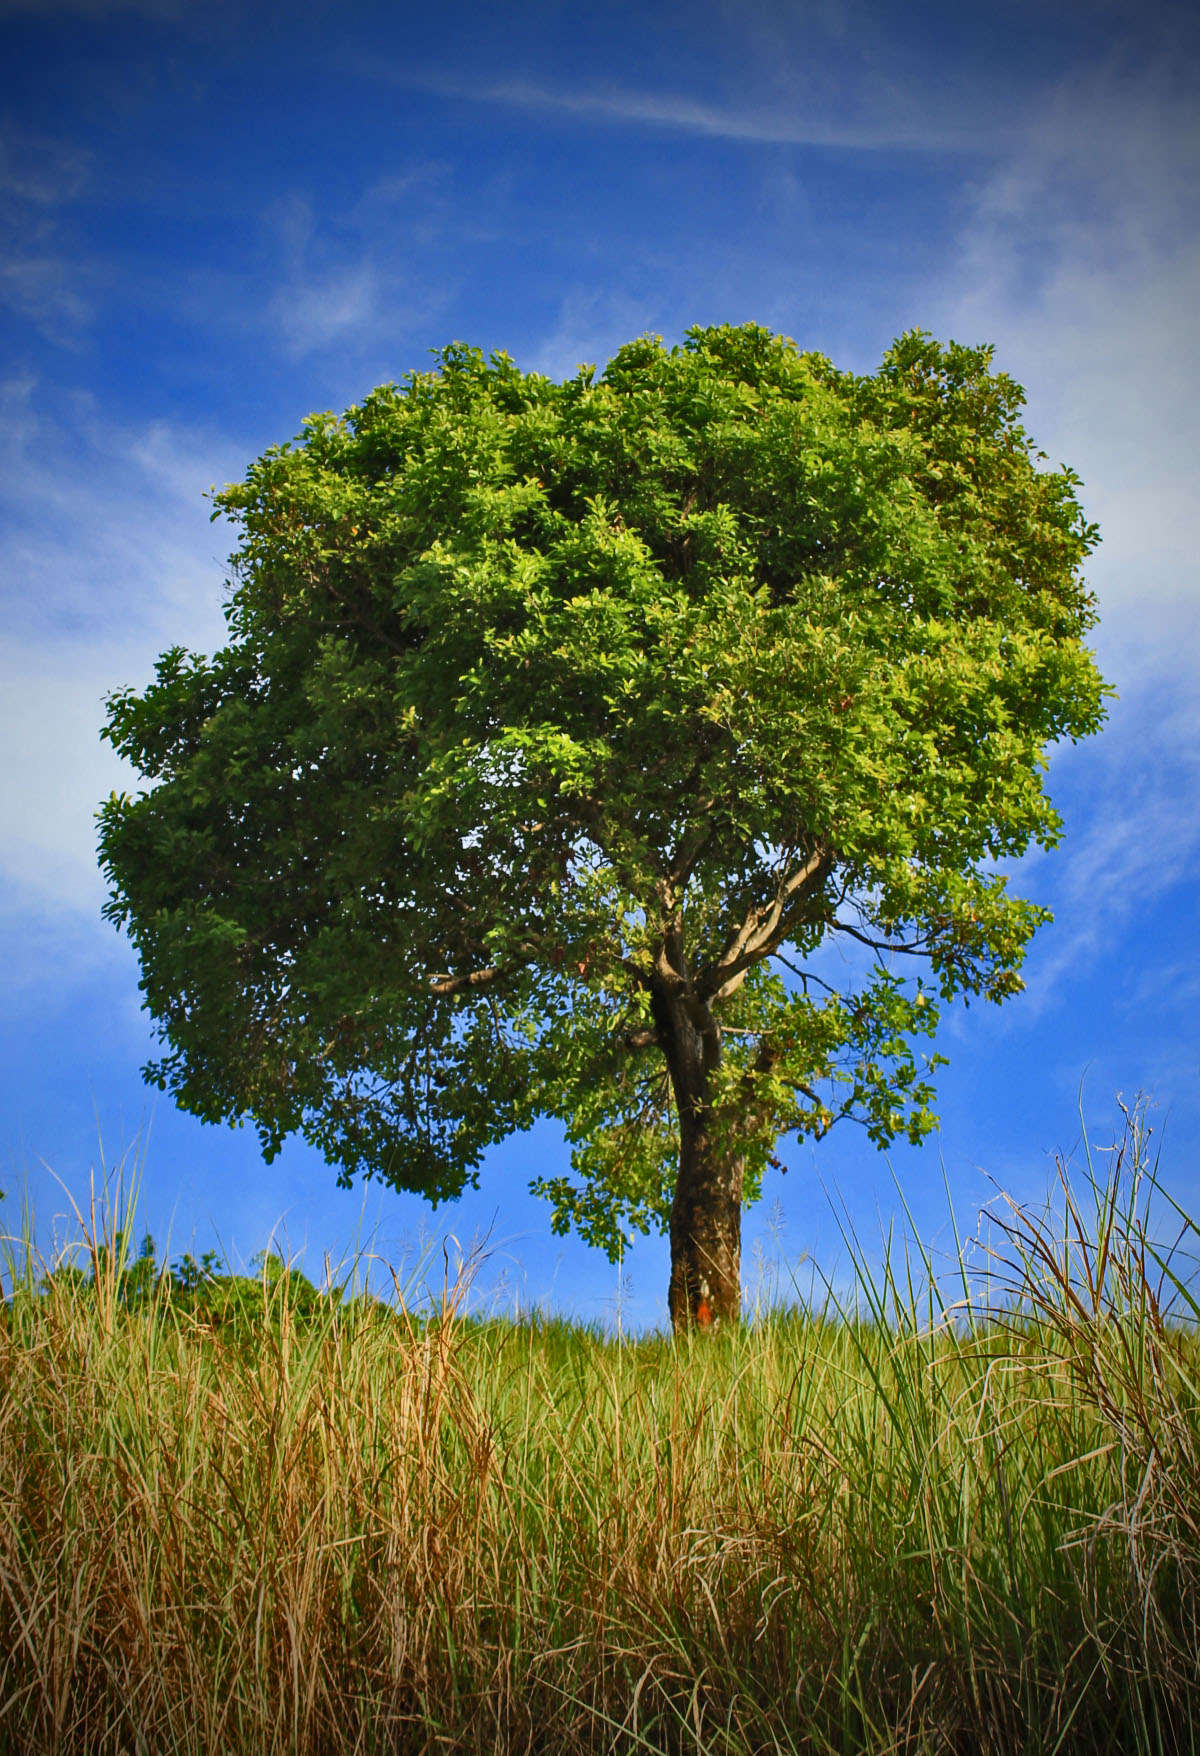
[[652, 982, 743, 1333]]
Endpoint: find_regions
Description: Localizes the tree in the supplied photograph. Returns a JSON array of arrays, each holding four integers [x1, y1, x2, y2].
[[99, 324, 1106, 1331]]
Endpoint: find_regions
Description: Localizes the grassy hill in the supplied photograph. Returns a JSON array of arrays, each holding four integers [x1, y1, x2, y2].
[[2, 1107, 1198, 1754]]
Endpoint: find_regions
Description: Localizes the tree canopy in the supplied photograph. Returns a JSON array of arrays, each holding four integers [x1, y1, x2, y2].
[[99, 323, 1106, 1327]]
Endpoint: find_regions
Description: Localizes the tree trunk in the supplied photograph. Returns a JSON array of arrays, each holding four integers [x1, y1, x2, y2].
[[653, 984, 743, 1333]]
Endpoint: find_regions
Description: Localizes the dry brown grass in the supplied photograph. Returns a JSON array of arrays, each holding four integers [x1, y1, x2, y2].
[[1, 1104, 1198, 1754]]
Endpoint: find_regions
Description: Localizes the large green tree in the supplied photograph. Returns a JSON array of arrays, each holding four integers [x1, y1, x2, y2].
[[99, 324, 1106, 1330]]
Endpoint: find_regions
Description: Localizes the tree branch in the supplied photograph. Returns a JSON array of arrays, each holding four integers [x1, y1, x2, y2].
[[428, 949, 534, 996], [830, 919, 929, 957], [667, 818, 714, 891], [698, 846, 833, 1001], [770, 952, 840, 999]]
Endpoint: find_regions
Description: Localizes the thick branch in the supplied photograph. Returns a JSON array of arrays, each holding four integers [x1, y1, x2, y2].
[[428, 965, 507, 996], [652, 918, 689, 992], [666, 808, 715, 891], [428, 947, 535, 996], [698, 846, 833, 1001]]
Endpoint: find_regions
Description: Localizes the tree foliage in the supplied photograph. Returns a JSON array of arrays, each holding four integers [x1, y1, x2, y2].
[[100, 325, 1106, 1267]]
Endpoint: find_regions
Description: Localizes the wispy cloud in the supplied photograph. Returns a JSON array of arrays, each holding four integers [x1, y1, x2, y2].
[[0, 251, 91, 336], [269, 259, 380, 358], [521, 287, 669, 384], [407, 74, 992, 154], [0, 129, 91, 205], [0, 376, 235, 645], [0, 125, 94, 341], [264, 193, 378, 358], [351, 0, 1096, 159], [352, 37, 1026, 158], [1023, 695, 1200, 1010], [260, 185, 454, 366]]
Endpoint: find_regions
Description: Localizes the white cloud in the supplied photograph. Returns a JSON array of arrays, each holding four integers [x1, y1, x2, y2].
[[0, 377, 243, 935], [918, 55, 1200, 1010], [928, 61, 1200, 697], [0, 652, 131, 914], [0, 377, 235, 644]]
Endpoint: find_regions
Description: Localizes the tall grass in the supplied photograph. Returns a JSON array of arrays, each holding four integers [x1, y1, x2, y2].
[[1, 1103, 1198, 1754]]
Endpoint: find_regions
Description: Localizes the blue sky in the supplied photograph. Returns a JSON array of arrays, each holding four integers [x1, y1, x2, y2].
[[2, 0, 1198, 1327]]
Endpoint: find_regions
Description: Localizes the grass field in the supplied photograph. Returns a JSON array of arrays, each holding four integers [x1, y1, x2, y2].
[[2, 1106, 1198, 1755]]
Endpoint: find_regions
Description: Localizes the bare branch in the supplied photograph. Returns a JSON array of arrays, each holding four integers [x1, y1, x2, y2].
[[830, 919, 929, 957], [770, 952, 840, 999]]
